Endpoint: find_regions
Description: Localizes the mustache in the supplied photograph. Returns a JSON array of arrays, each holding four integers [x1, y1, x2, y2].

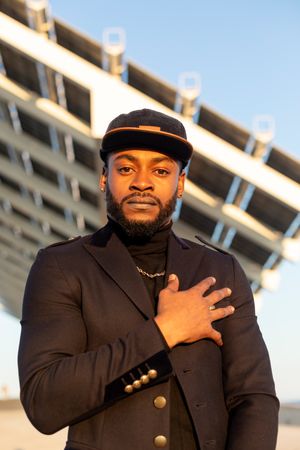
[[121, 192, 162, 207]]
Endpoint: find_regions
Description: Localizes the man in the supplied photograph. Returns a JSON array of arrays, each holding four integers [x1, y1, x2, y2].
[[18, 108, 279, 450]]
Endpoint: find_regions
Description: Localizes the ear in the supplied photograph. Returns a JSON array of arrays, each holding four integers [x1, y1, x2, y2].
[[177, 170, 185, 198], [99, 166, 108, 192]]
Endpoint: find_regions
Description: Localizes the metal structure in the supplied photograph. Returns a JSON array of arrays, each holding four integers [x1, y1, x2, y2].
[[0, 0, 299, 318]]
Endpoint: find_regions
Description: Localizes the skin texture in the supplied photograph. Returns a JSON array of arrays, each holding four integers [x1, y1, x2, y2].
[[100, 150, 185, 225], [100, 149, 235, 349]]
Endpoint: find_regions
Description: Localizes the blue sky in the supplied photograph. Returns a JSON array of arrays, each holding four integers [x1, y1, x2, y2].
[[1, 0, 299, 402]]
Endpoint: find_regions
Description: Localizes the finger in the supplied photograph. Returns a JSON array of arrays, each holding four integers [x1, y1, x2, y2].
[[166, 274, 180, 293], [208, 287, 232, 305], [194, 276, 216, 295], [211, 305, 235, 321], [210, 328, 223, 347]]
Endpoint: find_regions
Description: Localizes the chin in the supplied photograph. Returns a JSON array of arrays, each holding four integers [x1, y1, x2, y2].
[[125, 213, 158, 223], [117, 214, 164, 239]]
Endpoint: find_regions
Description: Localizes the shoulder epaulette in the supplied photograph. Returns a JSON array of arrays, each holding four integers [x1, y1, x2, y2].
[[46, 235, 81, 249], [195, 235, 232, 256]]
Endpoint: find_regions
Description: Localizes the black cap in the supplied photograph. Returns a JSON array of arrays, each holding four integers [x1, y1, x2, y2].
[[100, 108, 193, 168]]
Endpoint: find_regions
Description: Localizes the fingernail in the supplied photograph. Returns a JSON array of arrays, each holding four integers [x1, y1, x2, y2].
[[211, 277, 216, 284], [227, 288, 232, 295], [230, 306, 235, 313], [168, 274, 176, 281]]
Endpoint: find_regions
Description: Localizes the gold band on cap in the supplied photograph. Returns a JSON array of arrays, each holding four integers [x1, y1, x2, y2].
[[138, 125, 161, 131]]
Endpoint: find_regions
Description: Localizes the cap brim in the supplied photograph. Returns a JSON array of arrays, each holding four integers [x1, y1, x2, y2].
[[100, 127, 193, 167]]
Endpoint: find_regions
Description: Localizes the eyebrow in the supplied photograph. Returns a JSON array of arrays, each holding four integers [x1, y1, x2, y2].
[[112, 154, 176, 165]]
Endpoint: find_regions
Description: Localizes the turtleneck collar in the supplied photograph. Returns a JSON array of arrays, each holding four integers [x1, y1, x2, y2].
[[107, 217, 172, 256]]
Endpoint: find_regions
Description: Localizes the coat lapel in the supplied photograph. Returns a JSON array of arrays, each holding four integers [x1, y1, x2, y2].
[[166, 232, 206, 290], [83, 225, 154, 319], [83, 226, 206, 319]]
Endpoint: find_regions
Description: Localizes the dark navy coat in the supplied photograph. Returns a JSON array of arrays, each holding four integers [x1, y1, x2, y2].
[[18, 224, 279, 450]]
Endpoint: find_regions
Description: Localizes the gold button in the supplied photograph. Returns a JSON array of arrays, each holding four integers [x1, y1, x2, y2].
[[124, 384, 133, 393], [148, 369, 158, 379], [133, 380, 142, 389], [140, 374, 150, 384], [154, 435, 167, 448], [153, 396, 167, 409]]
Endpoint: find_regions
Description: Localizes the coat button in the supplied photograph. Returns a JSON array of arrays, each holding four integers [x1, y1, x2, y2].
[[124, 385, 133, 393], [148, 369, 158, 379], [154, 435, 167, 447], [153, 396, 167, 409]]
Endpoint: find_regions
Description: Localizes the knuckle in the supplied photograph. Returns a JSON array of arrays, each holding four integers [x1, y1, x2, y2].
[[201, 276, 215, 288], [220, 288, 230, 298], [159, 289, 169, 300], [214, 288, 231, 301], [217, 290, 225, 300], [210, 290, 222, 301], [214, 308, 227, 319], [219, 305, 234, 318]]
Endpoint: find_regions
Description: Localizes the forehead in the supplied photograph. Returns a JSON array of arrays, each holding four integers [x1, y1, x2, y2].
[[108, 149, 178, 166]]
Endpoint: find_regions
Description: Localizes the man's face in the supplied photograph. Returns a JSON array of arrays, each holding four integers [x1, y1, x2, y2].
[[100, 149, 185, 238]]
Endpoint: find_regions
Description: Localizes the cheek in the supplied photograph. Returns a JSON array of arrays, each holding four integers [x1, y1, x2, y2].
[[162, 178, 180, 196], [107, 174, 127, 197]]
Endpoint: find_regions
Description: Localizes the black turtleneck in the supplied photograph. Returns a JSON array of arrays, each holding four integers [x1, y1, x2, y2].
[[107, 218, 200, 450], [107, 218, 171, 309]]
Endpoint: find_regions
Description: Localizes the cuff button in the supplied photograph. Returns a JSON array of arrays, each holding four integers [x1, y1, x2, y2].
[[140, 374, 150, 384], [133, 380, 142, 389], [148, 369, 158, 379], [124, 384, 133, 394]]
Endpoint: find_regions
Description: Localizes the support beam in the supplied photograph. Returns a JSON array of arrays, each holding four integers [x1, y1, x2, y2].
[[0, 11, 294, 300], [0, 209, 57, 246], [0, 12, 100, 91], [0, 288, 22, 312], [0, 73, 97, 150], [0, 122, 98, 193], [0, 258, 28, 282], [0, 12, 155, 137], [186, 124, 300, 213], [2, 120, 297, 260], [0, 13, 298, 211], [0, 225, 39, 257], [173, 219, 280, 291], [0, 184, 84, 238], [0, 13, 300, 211], [0, 240, 33, 270], [0, 267, 26, 294], [184, 179, 300, 261], [0, 155, 101, 228], [0, 275, 24, 318]]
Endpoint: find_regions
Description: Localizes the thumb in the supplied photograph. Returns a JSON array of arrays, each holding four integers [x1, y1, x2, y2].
[[211, 329, 223, 347], [167, 274, 179, 292]]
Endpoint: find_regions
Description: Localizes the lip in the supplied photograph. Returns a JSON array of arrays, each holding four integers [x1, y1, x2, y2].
[[127, 203, 157, 210], [126, 198, 157, 205]]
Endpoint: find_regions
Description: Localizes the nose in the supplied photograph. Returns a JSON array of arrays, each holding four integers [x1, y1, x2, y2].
[[129, 170, 154, 192]]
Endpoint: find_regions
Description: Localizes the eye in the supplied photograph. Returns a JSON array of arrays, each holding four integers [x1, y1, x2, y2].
[[154, 168, 170, 176], [118, 166, 134, 174]]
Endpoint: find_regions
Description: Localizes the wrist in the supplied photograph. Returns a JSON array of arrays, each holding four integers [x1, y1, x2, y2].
[[154, 315, 177, 349]]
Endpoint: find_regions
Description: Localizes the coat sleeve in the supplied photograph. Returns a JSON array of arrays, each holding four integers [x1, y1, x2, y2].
[[221, 255, 279, 450], [18, 247, 172, 434]]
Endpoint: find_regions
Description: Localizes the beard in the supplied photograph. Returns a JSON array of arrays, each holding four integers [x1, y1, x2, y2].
[[105, 185, 178, 239]]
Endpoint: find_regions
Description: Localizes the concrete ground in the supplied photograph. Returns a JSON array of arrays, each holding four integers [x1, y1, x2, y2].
[[1, 400, 67, 450], [1, 400, 300, 450]]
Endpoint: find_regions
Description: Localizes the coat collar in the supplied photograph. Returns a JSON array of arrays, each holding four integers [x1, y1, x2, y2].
[[165, 233, 205, 291], [83, 224, 205, 319]]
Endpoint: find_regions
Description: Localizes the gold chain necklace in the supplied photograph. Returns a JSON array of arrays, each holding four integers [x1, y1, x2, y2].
[[136, 265, 166, 278]]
